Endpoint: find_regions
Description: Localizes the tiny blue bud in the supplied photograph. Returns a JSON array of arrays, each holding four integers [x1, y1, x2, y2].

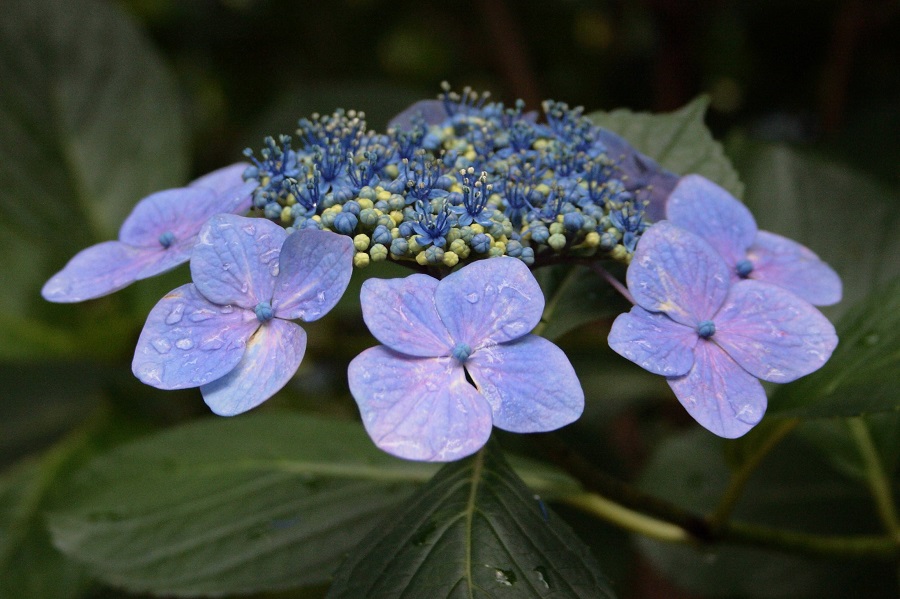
[[563, 211, 584, 232], [520, 246, 535, 265], [471, 233, 491, 254], [530, 225, 550, 244], [398, 221, 416, 237], [333, 211, 359, 235], [264, 202, 282, 219], [451, 342, 472, 363], [158, 231, 176, 249], [254, 301, 275, 323], [697, 320, 716, 339], [736, 259, 754, 278], [390, 237, 409, 256], [372, 224, 393, 245], [506, 240, 523, 258], [343, 200, 361, 216]]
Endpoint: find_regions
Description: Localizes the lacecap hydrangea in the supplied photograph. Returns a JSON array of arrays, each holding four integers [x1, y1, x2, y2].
[[41, 85, 840, 460]]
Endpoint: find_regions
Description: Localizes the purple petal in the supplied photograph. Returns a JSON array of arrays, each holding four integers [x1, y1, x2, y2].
[[434, 257, 544, 349], [190, 214, 287, 308], [608, 306, 697, 377], [273, 229, 354, 321], [347, 347, 492, 462], [595, 129, 680, 223], [359, 275, 454, 358], [189, 163, 250, 194], [387, 100, 448, 130], [666, 175, 757, 267], [747, 231, 842, 306], [200, 318, 307, 416], [132, 284, 258, 389], [189, 163, 257, 215], [466, 335, 584, 433], [41, 241, 153, 302], [668, 340, 766, 438], [628, 221, 731, 326], [713, 280, 838, 383], [118, 187, 217, 247]]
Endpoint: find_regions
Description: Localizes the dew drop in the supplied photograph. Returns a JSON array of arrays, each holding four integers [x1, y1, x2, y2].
[[189, 309, 216, 322], [489, 567, 516, 586], [165, 303, 185, 325], [533, 566, 551, 589], [242, 224, 256, 235], [466, 292, 479, 304], [316, 291, 326, 303], [240, 282, 250, 294], [175, 338, 194, 350], [152, 338, 171, 354], [223, 262, 232, 271], [220, 305, 235, 314]]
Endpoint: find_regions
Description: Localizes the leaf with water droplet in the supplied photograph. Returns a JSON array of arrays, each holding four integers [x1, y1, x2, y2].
[[327, 443, 614, 598]]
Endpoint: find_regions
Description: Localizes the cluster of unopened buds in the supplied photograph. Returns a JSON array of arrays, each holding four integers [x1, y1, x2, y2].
[[42, 86, 841, 461]]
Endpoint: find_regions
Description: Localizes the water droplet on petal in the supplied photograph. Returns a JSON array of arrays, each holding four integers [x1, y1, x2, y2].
[[533, 567, 551, 589], [317, 291, 326, 303], [222, 263, 231, 271], [189, 309, 216, 322], [220, 305, 234, 314], [165, 303, 185, 325], [466, 292, 479, 304], [175, 338, 194, 350], [152, 338, 171, 354], [242, 224, 256, 235]]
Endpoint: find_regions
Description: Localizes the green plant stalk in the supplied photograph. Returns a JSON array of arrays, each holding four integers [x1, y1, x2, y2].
[[565, 489, 900, 559], [847, 417, 900, 541], [707, 418, 800, 530]]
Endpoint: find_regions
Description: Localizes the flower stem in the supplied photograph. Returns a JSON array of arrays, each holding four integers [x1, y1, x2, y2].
[[589, 262, 635, 305], [847, 417, 900, 541], [707, 418, 800, 530]]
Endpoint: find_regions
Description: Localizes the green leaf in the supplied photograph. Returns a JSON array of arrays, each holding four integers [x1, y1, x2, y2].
[[48, 414, 580, 596], [588, 96, 743, 198], [0, 0, 188, 357], [0, 460, 89, 599], [534, 265, 629, 341], [728, 139, 900, 316], [638, 431, 895, 599], [327, 443, 614, 599], [771, 276, 900, 418]]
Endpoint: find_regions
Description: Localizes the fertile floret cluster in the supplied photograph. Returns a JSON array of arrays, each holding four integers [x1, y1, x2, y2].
[[241, 84, 657, 272]]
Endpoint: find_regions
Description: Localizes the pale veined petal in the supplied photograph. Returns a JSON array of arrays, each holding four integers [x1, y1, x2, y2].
[[348, 347, 492, 462], [358, 275, 454, 358], [713, 280, 838, 383], [201, 318, 307, 416], [132, 284, 258, 389], [668, 340, 766, 439], [190, 214, 287, 308], [466, 335, 584, 433]]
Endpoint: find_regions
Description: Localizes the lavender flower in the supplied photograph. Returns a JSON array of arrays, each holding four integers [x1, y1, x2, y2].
[[348, 257, 584, 461], [41, 164, 256, 303], [608, 222, 838, 438], [667, 175, 842, 306], [132, 214, 353, 415]]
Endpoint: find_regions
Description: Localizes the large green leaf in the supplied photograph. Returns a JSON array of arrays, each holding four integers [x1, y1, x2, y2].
[[327, 443, 613, 599], [770, 277, 900, 418], [49, 414, 578, 597], [0, 0, 188, 357], [588, 96, 743, 198], [638, 431, 895, 599]]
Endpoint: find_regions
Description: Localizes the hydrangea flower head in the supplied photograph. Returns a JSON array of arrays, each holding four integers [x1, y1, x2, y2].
[[608, 221, 838, 438], [667, 175, 842, 306], [132, 213, 354, 416], [42, 164, 256, 303], [348, 257, 584, 461]]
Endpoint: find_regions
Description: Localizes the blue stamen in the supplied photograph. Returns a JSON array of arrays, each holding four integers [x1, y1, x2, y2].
[[697, 320, 716, 339], [254, 301, 274, 323], [736, 259, 754, 278], [451, 342, 472, 363], [158, 231, 175, 249]]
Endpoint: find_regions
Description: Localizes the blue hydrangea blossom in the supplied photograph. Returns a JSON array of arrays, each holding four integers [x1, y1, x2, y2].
[[667, 175, 842, 306], [348, 257, 584, 462], [42, 164, 257, 303], [608, 221, 838, 438], [132, 213, 354, 416]]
